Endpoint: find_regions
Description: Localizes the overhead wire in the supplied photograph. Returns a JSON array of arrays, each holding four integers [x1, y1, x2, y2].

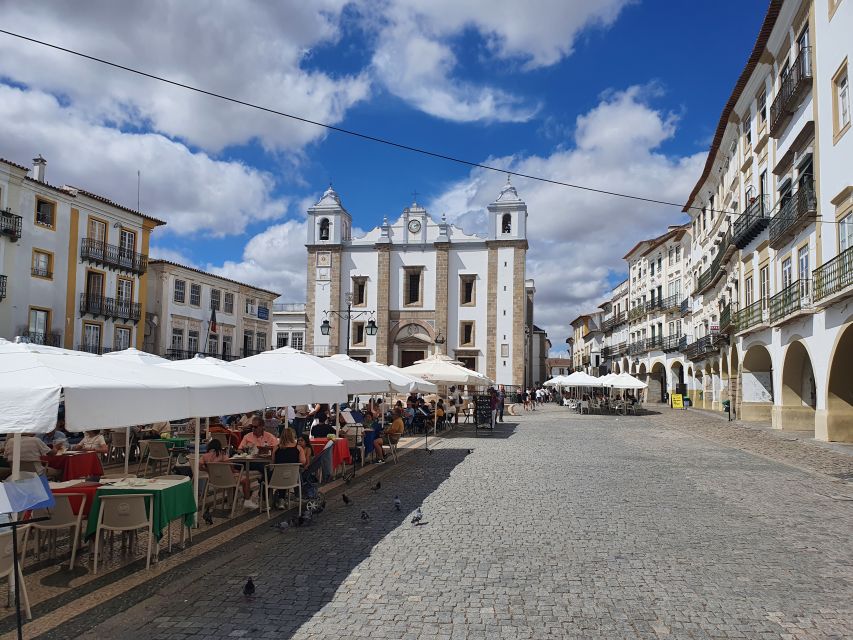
[[0, 28, 846, 228]]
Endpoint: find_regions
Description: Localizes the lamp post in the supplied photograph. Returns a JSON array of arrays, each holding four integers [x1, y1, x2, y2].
[[434, 328, 445, 354], [320, 292, 377, 356]]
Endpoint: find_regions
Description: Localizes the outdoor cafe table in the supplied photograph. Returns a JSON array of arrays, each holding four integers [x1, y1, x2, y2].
[[84, 477, 196, 541], [51, 480, 102, 516], [311, 437, 352, 471], [43, 451, 104, 481], [149, 438, 189, 450]]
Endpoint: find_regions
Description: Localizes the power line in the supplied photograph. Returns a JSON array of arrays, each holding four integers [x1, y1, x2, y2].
[[0, 28, 845, 227]]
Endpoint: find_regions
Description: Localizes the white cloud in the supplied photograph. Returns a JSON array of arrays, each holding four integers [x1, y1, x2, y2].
[[367, 0, 632, 121], [0, 0, 370, 153], [428, 87, 704, 347], [0, 85, 287, 236]]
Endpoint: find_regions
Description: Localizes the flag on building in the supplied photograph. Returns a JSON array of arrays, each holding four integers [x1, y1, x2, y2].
[[209, 307, 217, 334]]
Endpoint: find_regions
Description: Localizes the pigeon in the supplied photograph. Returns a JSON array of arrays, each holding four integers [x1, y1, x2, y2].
[[371, 482, 381, 491], [467, 449, 473, 454], [274, 521, 290, 532], [411, 507, 422, 525], [342, 494, 352, 506], [243, 578, 255, 597], [393, 496, 402, 511], [361, 510, 370, 521], [202, 509, 214, 526]]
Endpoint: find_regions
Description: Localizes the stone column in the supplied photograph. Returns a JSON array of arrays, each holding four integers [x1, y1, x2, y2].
[[434, 242, 450, 355], [329, 247, 342, 354], [512, 245, 527, 386], [375, 244, 391, 364]]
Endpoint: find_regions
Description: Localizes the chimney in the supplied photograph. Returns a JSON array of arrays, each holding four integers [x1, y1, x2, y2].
[[32, 155, 47, 182]]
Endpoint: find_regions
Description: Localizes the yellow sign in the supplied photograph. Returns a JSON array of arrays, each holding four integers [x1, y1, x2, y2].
[[671, 394, 684, 409]]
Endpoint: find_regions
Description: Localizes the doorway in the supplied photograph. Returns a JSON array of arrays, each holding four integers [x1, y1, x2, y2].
[[400, 350, 425, 368]]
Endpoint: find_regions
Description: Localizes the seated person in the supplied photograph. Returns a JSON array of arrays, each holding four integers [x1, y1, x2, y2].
[[297, 434, 313, 469], [263, 409, 281, 434], [41, 422, 68, 451], [310, 417, 336, 439], [73, 430, 108, 455], [435, 399, 446, 420], [200, 439, 257, 509], [373, 409, 404, 464], [274, 427, 305, 465], [2, 433, 59, 479], [238, 417, 278, 454]]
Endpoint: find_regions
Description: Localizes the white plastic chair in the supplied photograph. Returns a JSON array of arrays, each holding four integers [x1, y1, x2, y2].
[[142, 440, 173, 478], [384, 432, 401, 463], [0, 528, 31, 619], [264, 464, 301, 519], [93, 493, 155, 574], [579, 401, 590, 415], [107, 430, 128, 464], [30, 493, 86, 569], [204, 463, 257, 518]]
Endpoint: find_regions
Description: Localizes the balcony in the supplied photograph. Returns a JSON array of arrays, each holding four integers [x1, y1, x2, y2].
[[17, 329, 62, 346], [680, 298, 691, 316], [602, 311, 627, 332], [769, 47, 813, 138], [627, 341, 646, 356], [813, 245, 853, 303], [628, 306, 645, 322], [769, 182, 817, 248], [662, 334, 682, 352], [0, 210, 22, 242], [80, 238, 148, 275], [645, 335, 663, 351], [734, 299, 768, 334], [769, 279, 812, 324], [719, 303, 733, 333], [696, 231, 732, 295], [272, 302, 307, 313], [682, 334, 727, 361], [0, 274, 5, 301], [732, 196, 770, 248], [77, 344, 111, 355], [79, 293, 141, 323]]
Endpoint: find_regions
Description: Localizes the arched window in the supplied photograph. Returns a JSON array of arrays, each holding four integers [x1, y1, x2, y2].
[[319, 218, 330, 241], [501, 213, 512, 234]]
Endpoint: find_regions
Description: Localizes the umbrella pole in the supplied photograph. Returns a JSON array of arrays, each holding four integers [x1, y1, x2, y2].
[[124, 426, 130, 477], [193, 417, 202, 527]]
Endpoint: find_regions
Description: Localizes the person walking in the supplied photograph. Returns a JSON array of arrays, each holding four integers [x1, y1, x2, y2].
[[489, 388, 498, 428], [497, 385, 506, 423]]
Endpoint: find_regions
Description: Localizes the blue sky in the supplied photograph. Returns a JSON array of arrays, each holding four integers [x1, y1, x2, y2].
[[0, 0, 768, 348]]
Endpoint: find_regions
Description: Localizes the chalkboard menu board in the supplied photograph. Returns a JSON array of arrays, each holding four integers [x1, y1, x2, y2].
[[474, 394, 492, 430]]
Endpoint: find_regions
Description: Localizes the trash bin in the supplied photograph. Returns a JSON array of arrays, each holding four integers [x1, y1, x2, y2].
[[683, 397, 692, 407]]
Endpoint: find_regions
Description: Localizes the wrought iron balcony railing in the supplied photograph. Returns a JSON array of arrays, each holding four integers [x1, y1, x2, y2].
[[627, 340, 646, 356], [0, 274, 6, 301], [769, 47, 813, 137], [628, 306, 646, 322], [733, 299, 768, 333], [165, 348, 224, 361], [733, 196, 770, 248], [813, 246, 853, 303], [18, 329, 62, 346], [645, 335, 663, 351], [769, 279, 812, 324], [80, 238, 148, 275], [769, 181, 817, 247], [31, 266, 52, 279], [719, 303, 732, 333], [680, 298, 691, 316], [682, 333, 727, 361], [696, 231, 732, 295], [0, 210, 22, 242], [77, 344, 112, 355], [602, 311, 627, 332], [79, 293, 141, 322], [661, 334, 682, 352]]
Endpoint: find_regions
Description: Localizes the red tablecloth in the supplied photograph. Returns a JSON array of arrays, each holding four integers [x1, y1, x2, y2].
[[43, 452, 104, 481], [311, 438, 352, 470], [52, 482, 102, 516]]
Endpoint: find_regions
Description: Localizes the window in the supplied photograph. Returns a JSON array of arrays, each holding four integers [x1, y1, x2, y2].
[[760, 170, 768, 197], [758, 89, 767, 125], [458, 356, 476, 371], [243, 331, 254, 355], [224, 292, 234, 314], [276, 332, 289, 348], [291, 332, 304, 350], [798, 246, 809, 281], [222, 335, 232, 359], [668, 248, 674, 266], [460, 321, 475, 346], [171, 328, 184, 350], [657, 256, 662, 272], [116, 278, 133, 304], [649, 260, 655, 277], [114, 326, 131, 351], [190, 283, 201, 307], [460, 275, 476, 305], [840, 213, 853, 252], [35, 198, 55, 228], [501, 213, 512, 234], [28, 308, 49, 340], [353, 322, 365, 346], [118, 229, 136, 265], [319, 218, 330, 241], [404, 268, 423, 306], [745, 276, 754, 307], [256, 333, 267, 352], [88, 218, 107, 248], [31, 249, 52, 279], [675, 246, 681, 262], [782, 257, 793, 290], [188, 330, 200, 354], [83, 323, 102, 353], [759, 266, 770, 307], [743, 118, 752, 147], [208, 334, 219, 356], [352, 277, 367, 306], [174, 279, 186, 303], [834, 63, 850, 139], [210, 289, 221, 311]]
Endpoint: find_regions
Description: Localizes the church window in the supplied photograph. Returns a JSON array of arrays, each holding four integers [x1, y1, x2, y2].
[[460, 275, 476, 306], [501, 213, 512, 234], [353, 322, 366, 346], [404, 267, 423, 306], [319, 218, 330, 241], [352, 277, 367, 306], [460, 322, 475, 346]]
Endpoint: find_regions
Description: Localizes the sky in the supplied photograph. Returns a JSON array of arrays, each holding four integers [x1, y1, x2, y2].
[[0, 0, 769, 352]]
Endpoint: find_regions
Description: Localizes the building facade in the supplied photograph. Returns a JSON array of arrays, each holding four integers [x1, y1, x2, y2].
[[546, 357, 573, 378], [569, 312, 603, 375], [572, 0, 853, 442], [305, 180, 529, 384], [0, 155, 163, 353], [145, 260, 278, 360], [272, 302, 307, 350]]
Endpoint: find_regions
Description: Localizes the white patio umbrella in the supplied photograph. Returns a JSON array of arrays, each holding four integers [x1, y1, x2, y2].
[[365, 361, 437, 394], [610, 373, 648, 389], [400, 353, 492, 386], [231, 347, 346, 404], [103, 347, 171, 365], [562, 371, 605, 387]]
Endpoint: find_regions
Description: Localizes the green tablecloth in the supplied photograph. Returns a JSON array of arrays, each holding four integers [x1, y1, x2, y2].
[[84, 479, 196, 540], [151, 438, 189, 450]]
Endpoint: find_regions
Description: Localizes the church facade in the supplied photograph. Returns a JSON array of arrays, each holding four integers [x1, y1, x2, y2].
[[305, 180, 529, 386]]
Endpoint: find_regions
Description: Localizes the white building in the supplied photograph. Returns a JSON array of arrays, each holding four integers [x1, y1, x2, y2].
[[272, 302, 307, 350], [145, 260, 278, 360], [305, 180, 529, 385], [0, 155, 164, 352]]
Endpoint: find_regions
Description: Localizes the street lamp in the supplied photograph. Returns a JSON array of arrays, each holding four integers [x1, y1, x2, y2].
[[321, 292, 377, 355]]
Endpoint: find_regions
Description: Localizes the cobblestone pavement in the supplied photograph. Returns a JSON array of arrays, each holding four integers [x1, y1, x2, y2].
[[71, 406, 853, 640]]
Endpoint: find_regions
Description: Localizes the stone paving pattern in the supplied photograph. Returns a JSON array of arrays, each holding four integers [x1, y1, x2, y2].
[[68, 407, 853, 639]]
